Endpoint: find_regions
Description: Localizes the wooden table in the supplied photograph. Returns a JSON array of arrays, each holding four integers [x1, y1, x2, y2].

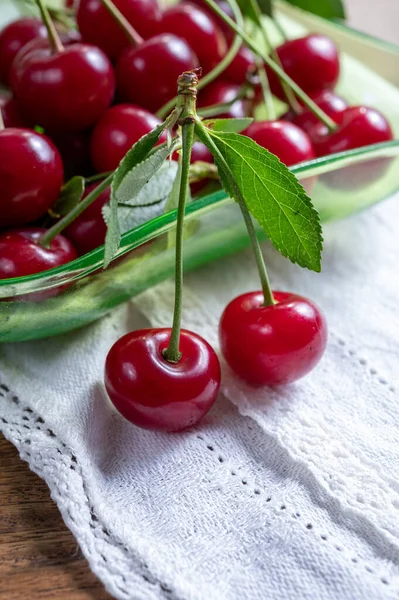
[[1, 2, 398, 599]]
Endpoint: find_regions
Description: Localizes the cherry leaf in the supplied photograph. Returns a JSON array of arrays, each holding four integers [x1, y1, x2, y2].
[[284, 0, 345, 19], [52, 176, 85, 217], [203, 118, 254, 134], [206, 130, 323, 272], [237, 0, 272, 19]]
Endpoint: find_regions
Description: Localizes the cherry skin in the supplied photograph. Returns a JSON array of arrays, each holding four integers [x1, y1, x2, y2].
[[156, 2, 227, 74], [190, 0, 235, 42], [0, 92, 26, 128], [11, 43, 115, 133], [50, 130, 93, 180], [266, 34, 340, 102], [116, 34, 199, 113], [90, 104, 165, 173], [282, 90, 348, 136], [77, 0, 162, 59], [223, 45, 256, 86], [197, 81, 247, 119], [64, 183, 110, 255], [104, 328, 221, 431], [0, 128, 63, 228], [0, 17, 47, 84], [245, 120, 315, 166], [0, 228, 77, 279], [220, 291, 327, 386]]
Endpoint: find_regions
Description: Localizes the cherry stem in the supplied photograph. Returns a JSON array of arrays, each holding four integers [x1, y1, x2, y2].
[[99, 0, 143, 46], [35, 0, 64, 54], [256, 60, 276, 121], [195, 120, 274, 307], [272, 16, 288, 42], [164, 71, 198, 364], [203, 0, 337, 131], [0, 108, 4, 131]]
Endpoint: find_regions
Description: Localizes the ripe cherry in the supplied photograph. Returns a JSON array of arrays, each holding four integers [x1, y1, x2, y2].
[[116, 34, 199, 113], [0, 92, 26, 128], [77, 0, 162, 59], [0, 128, 63, 228], [223, 45, 255, 86], [0, 17, 47, 84], [0, 228, 77, 279], [220, 291, 327, 386], [11, 43, 115, 133], [156, 2, 227, 74], [190, 0, 235, 42], [283, 90, 348, 136], [50, 130, 93, 179], [198, 81, 247, 118], [90, 104, 165, 173], [266, 34, 340, 102], [105, 328, 221, 431], [64, 183, 110, 255], [245, 120, 315, 166]]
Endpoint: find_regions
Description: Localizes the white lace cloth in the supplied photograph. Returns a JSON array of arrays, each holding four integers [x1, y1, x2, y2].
[[1, 193, 399, 600]]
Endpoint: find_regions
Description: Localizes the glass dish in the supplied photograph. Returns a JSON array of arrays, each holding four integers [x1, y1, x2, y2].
[[0, 1, 398, 342]]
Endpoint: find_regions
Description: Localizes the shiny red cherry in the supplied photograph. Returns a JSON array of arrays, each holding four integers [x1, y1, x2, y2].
[[190, 0, 235, 42], [156, 2, 227, 74], [0, 92, 26, 128], [90, 104, 164, 173], [11, 43, 115, 133], [116, 34, 199, 113], [283, 90, 348, 136], [223, 45, 255, 85], [0, 17, 47, 84], [77, 0, 162, 59], [266, 34, 340, 102], [0, 128, 63, 228], [198, 81, 247, 118], [220, 291, 327, 386], [0, 228, 77, 279], [245, 120, 315, 166], [105, 328, 221, 431]]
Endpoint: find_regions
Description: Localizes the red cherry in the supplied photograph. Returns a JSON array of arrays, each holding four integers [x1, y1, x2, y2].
[[266, 34, 340, 102], [90, 104, 164, 173], [198, 81, 247, 118], [104, 328, 221, 431], [11, 43, 115, 133], [116, 34, 199, 113], [77, 0, 162, 59], [64, 183, 110, 255], [245, 120, 315, 166], [0, 227, 77, 279], [156, 2, 227, 74], [0, 128, 63, 228], [223, 45, 255, 86], [190, 0, 235, 42], [0, 18, 47, 84], [220, 291, 327, 386], [283, 90, 348, 136], [0, 92, 26, 128], [50, 130, 93, 179]]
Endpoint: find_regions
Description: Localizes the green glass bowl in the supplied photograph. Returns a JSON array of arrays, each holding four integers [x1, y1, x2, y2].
[[0, 1, 399, 342]]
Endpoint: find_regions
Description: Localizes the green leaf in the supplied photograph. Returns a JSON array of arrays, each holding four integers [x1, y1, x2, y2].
[[207, 131, 323, 272], [203, 118, 254, 134], [237, 0, 272, 19], [52, 176, 85, 217], [284, 0, 345, 20]]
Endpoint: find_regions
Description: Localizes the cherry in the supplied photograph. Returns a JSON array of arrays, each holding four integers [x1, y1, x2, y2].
[[190, 0, 235, 42], [64, 183, 110, 255], [104, 328, 221, 431], [245, 120, 315, 166], [197, 81, 247, 118], [116, 34, 199, 113], [90, 104, 165, 173], [0, 128, 63, 228], [0, 92, 26, 128], [282, 90, 348, 136], [266, 34, 340, 102], [77, 0, 162, 59], [220, 291, 327, 386], [156, 2, 227, 74], [0, 18, 47, 84], [223, 45, 255, 86], [50, 130, 93, 179], [11, 43, 115, 133], [0, 228, 77, 279]]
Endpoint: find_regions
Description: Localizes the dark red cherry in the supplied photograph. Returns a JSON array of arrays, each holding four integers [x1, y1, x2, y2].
[[198, 81, 247, 118], [50, 130, 93, 179], [0, 17, 47, 84], [64, 183, 110, 255], [116, 34, 199, 113], [223, 45, 256, 85], [90, 104, 165, 173], [0, 128, 63, 228], [0, 227, 77, 279], [11, 43, 115, 133], [245, 120, 315, 166], [283, 90, 348, 136], [156, 2, 227, 74], [220, 291, 327, 386], [104, 328, 221, 431], [190, 0, 235, 42], [266, 34, 340, 102], [77, 0, 162, 59], [0, 92, 26, 128]]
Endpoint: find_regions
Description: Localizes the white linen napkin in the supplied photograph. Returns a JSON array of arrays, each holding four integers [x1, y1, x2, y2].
[[1, 192, 399, 600]]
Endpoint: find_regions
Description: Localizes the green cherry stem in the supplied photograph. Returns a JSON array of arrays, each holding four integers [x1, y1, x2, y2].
[[35, 0, 64, 53], [195, 120, 274, 307], [202, 0, 337, 131], [163, 72, 197, 364], [256, 60, 276, 121], [99, 0, 143, 46]]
